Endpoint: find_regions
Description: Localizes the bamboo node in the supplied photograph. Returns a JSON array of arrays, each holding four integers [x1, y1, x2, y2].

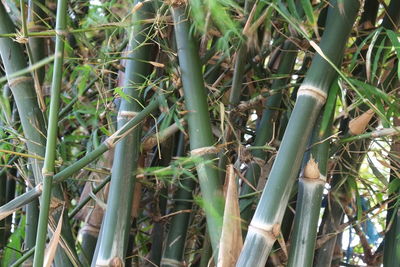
[[104, 138, 114, 149], [8, 76, 33, 88], [272, 223, 281, 237], [42, 171, 55, 177], [298, 85, 327, 103], [117, 111, 139, 119], [248, 221, 277, 240], [190, 146, 219, 156], [37, 183, 44, 193], [80, 224, 100, 237], [160, 258, 185, 267], [54, 29, 68, 36]]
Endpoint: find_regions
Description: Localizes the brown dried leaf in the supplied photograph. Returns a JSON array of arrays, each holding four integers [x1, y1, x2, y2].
[[44, 208, 64, 267], [218, 165, 243, 267]]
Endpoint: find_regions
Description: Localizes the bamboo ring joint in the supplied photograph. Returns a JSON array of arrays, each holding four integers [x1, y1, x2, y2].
[[8, 76, 33, 88], [55, 29, 68, 36], [117, 111, 139, 120], [190, 146, 218, 156], [160, 258, 185, 267], [104, 137, 116, 149], [80, 224, 100, 236], [301, 175, 326, 185], [297, 85, 327, 103], [249, 221, 279, 240]]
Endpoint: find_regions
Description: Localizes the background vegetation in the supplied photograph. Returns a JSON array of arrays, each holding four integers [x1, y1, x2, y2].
[[0, 0, 399, 266]]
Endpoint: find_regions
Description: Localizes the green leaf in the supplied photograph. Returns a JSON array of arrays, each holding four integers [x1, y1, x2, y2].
[[114, 86, 131, 102], [300, 0, 315, 26], [319, 80, 339, 137], [388, 179, 400, 195], [2, 216, 25, 266], [386, 30, 400, 80]]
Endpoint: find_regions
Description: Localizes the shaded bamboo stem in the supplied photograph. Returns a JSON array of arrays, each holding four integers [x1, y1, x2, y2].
[[383, 116, 400, 266], [93, 0, 155, 264], [161, 133, 195, 266], [33, 0, 68, 264], [171, 4, 224, 258], [239, 39, 299, 223]]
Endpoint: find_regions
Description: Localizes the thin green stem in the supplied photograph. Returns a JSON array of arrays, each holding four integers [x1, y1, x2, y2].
[[33, 0, 68, 265]]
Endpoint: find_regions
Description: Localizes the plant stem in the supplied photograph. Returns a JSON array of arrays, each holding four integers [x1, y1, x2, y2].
[[171, 4, 224, 259], [161, 133, 195, 266], [287, 83, 337, 267], [93, 1, 155, 264], [237, 1, 360, 265]]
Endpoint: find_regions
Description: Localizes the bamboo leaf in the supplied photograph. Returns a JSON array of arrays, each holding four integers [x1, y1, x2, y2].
[[386, 30, 400, 80], [300, 0, 315, 26], [319, 81, 339, 137]]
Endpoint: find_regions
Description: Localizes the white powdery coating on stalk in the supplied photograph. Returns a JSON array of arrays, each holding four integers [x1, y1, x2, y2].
[[238, 221, 277, 266]]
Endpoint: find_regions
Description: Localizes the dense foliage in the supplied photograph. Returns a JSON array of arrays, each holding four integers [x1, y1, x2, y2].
[[0, 0, 399, 266]]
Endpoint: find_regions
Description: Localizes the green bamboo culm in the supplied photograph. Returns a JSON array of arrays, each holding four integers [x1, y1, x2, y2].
[[25, 0, 46, 254], [286, 82, 337, 267], [239, 39, 299, 224], [171, 3, 224, 259], [161, 133, 195, 266], [27, 0, 46, 85], [93, 0, 155, 264], [33, 0, 68, 265], [0, 2, 75, 265], [236, 1, 360, 266], [383, 117, 400, 266]]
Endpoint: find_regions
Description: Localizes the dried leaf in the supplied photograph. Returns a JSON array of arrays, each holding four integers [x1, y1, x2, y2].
[[44, 208, 64, 267], [218, 165, 243, 267], [149, 61, 165, 68], [349, 109, 374, 135]]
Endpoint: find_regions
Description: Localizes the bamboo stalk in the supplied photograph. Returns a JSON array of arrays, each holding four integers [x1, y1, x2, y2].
[[0, 2, 78, 265], [93, 0, 155, 264], [286, 83, 337, 267], [147, 138, 174, 266], [236, 1, 360, 265], [239, 39, 299, 224], [383, 117, 400, 266], [33, 0, 68, 264], [218, 0, 254, 180], [161, 133, 196, 267], [25, 0, 46, 255], [171, 4, 225, 258], [27, 0, 46, 85], [315, 2, 400, 263]]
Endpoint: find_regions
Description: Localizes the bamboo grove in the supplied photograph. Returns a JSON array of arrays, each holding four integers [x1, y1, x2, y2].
[[0, 0, 399, 266]]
